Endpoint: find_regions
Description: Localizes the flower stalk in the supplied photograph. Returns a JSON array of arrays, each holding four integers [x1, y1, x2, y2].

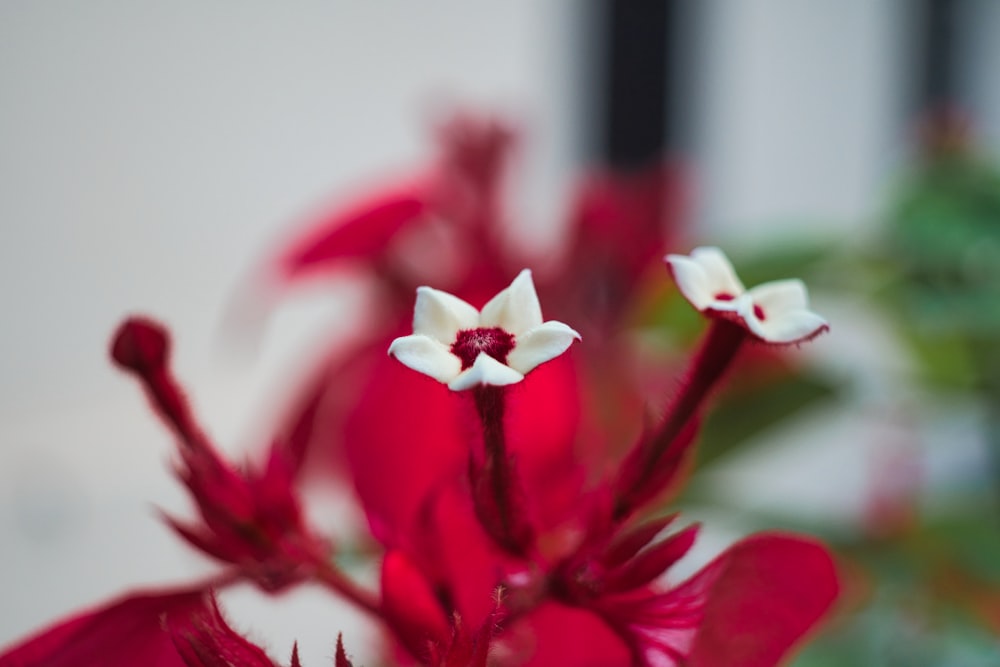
[[648, 317, 747, 462], [110, 317, 208, 450], [469, 385, 535, 557], [613, 318, 746, 519], [311, 558, 382, 618]]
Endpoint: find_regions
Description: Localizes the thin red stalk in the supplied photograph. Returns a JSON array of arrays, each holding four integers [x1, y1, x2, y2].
[[142, 367, 213, 452], [312, 559, 382, 618], [470, 385, 535, 557], [474, 386, 510, 532], [651, 319, 745, 458], [614, 318, 746, 519]]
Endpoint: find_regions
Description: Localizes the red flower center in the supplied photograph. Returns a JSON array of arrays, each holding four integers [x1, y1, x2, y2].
[[451, 327, 516, 369], [714, 293, 766, 321]]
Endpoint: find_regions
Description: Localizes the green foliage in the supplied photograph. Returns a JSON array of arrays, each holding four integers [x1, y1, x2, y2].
[[697, 372, 840, 468], [878, 148, 1000, 391]]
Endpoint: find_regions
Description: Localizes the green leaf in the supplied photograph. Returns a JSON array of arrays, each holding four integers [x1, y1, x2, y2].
[[695, 372, 840, 468]]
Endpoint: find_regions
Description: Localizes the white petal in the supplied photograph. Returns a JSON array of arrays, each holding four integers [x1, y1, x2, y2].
[[691, 246, 745, 297], [506, 321, 581, 374], [665, 254, 715, 310], [746, 279, 809, 317], [388, 334, 462, 383], [704, 293, 745, 315], [479, 269, 543, 335], [412, 286, 480, 342], [691, 246, 746, 297], [730, 293, 756, 319], [745, 309, 829, 345], [447, 353, 524, 391]]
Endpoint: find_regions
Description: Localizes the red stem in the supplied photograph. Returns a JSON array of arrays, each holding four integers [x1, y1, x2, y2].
[[613, 318, 747, 519], [312, 559, 383, 618], [471, 385, 533, 556], [651, 319, 745, 457]]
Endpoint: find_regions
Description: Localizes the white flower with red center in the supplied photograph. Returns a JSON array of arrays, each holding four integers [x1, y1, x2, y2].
[[665, 246, 829, 345], [389, 269, 581, 391]]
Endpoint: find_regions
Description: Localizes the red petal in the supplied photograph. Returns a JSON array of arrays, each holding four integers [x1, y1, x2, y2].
[[271, 337, 388, 481], [380, 551, 452, 660], [560, 163, 687, 320], [277, 180, 430, 279], [344, 349, 466, 543], [505, 602, 632, 667], [411, 484, 505, 630], [689, 533, 840, 667], [502, 352, 583, 531], [0, 587, 206, 667]]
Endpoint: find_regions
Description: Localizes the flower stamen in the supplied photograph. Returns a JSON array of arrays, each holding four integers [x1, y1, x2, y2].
[[451, 327, 516, 369]]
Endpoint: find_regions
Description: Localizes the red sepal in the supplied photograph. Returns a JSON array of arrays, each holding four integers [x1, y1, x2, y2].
[[0, 587, 203, 667], [166, 594, 276, 667], [603, 524, 700, 594], [601, 514, 679, 570], [334, 635, 353, 667]]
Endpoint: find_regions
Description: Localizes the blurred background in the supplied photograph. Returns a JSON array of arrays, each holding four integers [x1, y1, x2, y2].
[[2, 1, 1000, 664]]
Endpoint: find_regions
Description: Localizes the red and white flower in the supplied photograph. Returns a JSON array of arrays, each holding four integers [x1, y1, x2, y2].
[[388, 269, 581, 390], [666, 246, 828, 345]]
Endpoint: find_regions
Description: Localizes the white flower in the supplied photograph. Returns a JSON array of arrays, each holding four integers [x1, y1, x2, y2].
[[665, 246, 828, 345], [388, 269, 581, 391]]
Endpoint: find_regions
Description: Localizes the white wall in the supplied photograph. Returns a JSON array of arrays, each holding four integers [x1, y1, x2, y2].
[[689, 0, 909, 243]]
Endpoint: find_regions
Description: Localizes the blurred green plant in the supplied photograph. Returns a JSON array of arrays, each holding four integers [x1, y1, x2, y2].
[[879, 112, 1000, 393], [641, 110, 1000, 665]]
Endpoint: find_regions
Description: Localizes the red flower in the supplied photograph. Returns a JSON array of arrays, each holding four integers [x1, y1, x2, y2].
[[262, 111, 682, 489], [0, 587, 205, 667], [591, 534, 839, 667], [1, 110, 842, 666], [111, 317, 328, 592]]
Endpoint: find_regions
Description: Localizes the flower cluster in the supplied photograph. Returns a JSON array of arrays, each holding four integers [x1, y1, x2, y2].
[[0, 113, 837, 667]]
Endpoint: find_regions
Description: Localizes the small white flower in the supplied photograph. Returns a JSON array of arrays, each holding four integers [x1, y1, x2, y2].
[[388, 269, 581, 391], [665, 246, 829, 345]]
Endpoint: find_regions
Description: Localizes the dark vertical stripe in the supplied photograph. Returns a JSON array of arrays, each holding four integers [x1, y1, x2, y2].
[[596, 0, 673, 170], [920, 0, 958, 108]]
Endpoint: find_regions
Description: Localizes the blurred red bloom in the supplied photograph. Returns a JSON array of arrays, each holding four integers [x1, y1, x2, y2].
[[0, 588, 210, 667], [111, 317, 329, 592], [0, 110, 840, 667]]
